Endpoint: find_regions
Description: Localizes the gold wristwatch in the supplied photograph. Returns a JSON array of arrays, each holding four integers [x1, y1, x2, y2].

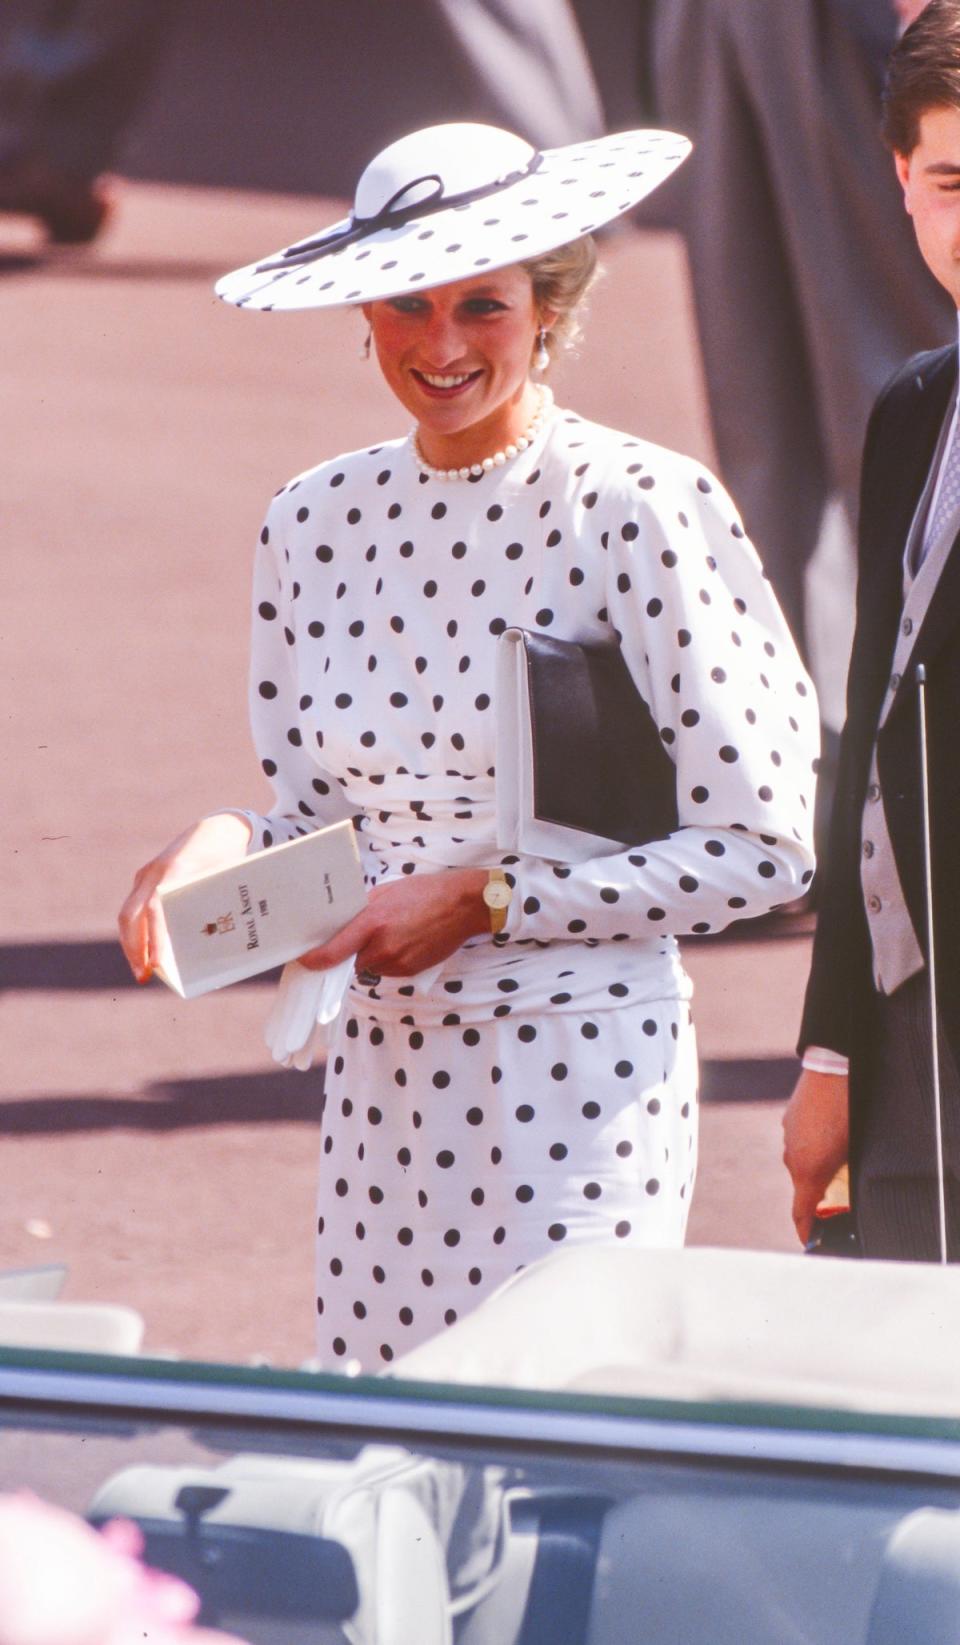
[[482, 867, 512, 934]]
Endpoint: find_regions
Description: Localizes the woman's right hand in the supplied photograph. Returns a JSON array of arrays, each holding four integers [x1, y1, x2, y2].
[[118, 812, 253, 984]]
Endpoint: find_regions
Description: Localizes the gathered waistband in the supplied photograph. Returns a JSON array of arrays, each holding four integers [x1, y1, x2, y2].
[[345, 931, 692, 1028], [348, 773, 499, 870]]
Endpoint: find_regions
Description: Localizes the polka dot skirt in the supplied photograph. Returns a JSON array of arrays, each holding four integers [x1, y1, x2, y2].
[[318, 997, 697, 1368], [239, 405, 817, 1369]]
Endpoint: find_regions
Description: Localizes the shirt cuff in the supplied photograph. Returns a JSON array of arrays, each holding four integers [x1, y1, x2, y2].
[[802, 1045, 850, 1077]]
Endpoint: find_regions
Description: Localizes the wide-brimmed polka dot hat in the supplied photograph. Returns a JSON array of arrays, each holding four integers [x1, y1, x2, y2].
[[215, 121, 691, 312]]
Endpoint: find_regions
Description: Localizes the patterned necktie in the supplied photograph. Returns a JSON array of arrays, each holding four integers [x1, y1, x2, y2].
[[920, 407, 960, 569]]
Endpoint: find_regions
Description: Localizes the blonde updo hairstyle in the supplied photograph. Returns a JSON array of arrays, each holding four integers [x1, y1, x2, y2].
[[523, 235, 599, 365]]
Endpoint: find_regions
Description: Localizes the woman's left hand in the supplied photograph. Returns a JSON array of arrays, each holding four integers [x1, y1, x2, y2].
[[299, 867, 490, 977]]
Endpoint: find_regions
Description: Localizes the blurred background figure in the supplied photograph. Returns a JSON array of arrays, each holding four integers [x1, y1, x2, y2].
[[646, 0, 952, 678], [0, 0, 168, 243], [428, 0, 604, 145]]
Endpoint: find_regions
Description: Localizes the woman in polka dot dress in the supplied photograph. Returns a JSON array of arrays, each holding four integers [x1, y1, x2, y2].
[[119, 123, 818, 1370]]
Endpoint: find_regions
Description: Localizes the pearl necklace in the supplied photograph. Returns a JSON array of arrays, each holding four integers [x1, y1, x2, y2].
[[410, 386, 553, 481]]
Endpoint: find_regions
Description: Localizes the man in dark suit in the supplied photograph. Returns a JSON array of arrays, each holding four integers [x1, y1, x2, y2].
[[784, 0, 960, 1259]]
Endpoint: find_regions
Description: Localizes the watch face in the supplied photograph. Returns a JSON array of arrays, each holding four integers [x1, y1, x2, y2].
[[483, 882, 512, 910]]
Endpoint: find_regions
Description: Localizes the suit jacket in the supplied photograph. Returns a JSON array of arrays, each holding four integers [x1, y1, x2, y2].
[[799, 344, 960, 1160]]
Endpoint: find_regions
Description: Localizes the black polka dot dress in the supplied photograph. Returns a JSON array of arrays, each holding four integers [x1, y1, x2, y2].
[[240, 404, 818, 1369]]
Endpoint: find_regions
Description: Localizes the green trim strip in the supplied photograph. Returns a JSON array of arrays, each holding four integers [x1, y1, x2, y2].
[[3, 1345, 960, 1446]]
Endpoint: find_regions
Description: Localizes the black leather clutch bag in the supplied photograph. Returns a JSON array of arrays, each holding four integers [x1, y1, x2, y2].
[[495, 628, 678, 861]]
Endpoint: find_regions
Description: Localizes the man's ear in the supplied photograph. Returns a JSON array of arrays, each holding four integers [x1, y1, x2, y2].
[[894, 149, 914, 211]]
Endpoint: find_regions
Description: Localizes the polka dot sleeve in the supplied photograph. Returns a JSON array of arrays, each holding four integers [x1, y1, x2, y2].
[[505, 455, 818, 943], [243, 498, 355, 851]]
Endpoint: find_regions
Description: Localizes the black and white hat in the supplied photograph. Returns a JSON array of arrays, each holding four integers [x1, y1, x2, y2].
[[215, 121, 690, 312]]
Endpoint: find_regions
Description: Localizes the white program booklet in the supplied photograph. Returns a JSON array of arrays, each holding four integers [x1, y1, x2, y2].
[[154, 820, 366, 999]]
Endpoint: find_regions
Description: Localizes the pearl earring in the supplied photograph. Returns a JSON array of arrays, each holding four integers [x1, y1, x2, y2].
[[359, 329, 371, 360], [534, 328, 550, 371]]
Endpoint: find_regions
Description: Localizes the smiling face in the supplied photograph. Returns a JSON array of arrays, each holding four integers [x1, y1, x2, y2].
[[896, 104, 960, 308], [363, 266, 554, 468]]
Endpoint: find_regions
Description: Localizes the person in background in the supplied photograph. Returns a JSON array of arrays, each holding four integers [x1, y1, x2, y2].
[[647, 0, 951, 671], [428, 0, 605, 148], [0, 0, 168, 242], [784, 0, 960, 1259]]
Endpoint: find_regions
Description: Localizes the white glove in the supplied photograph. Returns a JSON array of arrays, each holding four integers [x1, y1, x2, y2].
[[264, 958, 446, 1070], [264, 957, 354, 1071]]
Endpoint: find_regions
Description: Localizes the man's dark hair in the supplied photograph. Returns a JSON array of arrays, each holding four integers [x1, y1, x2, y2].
[[883, 0, 960, 154]]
